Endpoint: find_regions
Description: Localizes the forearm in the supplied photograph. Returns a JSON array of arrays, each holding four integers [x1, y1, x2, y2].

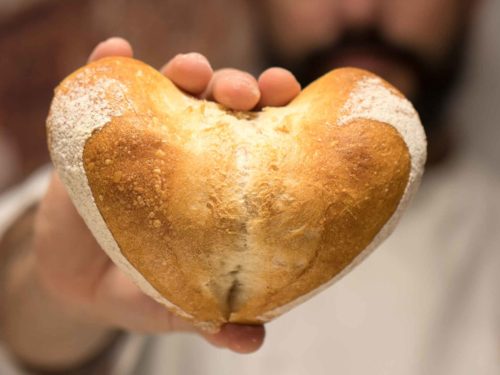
[[0, 208, 116, 371]]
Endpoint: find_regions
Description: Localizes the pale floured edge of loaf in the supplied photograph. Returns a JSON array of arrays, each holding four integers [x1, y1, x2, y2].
[[257, 76, 427, 321], [46, 68, 204, 327]]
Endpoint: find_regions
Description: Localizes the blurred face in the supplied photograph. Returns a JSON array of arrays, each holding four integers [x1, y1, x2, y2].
[[259, 0, 475, 126]]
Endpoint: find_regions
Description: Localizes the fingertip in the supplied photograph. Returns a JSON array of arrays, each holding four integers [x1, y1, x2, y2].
[[207, 324, 265, 354], [161, 52, 213, 95], [88, 37, 133, 63], [211, 71, 261, 111], [258, 67, 301, 107]]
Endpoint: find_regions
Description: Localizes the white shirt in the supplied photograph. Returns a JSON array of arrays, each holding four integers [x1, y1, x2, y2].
[[1, 152, 500, 374]]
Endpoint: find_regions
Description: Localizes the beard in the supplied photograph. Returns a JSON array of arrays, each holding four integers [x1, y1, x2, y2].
[[262, 27, 468, 134]]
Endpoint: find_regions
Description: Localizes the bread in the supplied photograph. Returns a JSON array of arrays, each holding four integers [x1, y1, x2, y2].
[[46, 57, 426, 332]]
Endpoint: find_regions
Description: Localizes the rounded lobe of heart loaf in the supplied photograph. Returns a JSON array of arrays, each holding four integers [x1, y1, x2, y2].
[[47, 57, 425, 330]]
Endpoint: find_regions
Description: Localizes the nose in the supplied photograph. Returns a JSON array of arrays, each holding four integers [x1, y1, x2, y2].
[[337, 0, 381, 29]]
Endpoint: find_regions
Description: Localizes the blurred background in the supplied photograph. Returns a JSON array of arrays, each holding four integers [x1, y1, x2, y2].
[[0, 0, 499, 193]]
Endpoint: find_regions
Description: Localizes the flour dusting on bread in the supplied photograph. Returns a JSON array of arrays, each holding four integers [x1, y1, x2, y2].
[[47, 65, 194, 323], [339, 76, 426, 180]]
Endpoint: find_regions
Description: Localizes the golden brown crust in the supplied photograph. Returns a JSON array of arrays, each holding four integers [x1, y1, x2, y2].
[[84, 115, 243, 325], [77, 58, 411, 328]]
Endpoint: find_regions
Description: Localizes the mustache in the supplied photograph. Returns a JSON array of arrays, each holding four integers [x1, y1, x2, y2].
[[292, 28, 434, 86]]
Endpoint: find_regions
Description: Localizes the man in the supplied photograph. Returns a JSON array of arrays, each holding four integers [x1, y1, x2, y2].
[[1, 0, 499, 374]]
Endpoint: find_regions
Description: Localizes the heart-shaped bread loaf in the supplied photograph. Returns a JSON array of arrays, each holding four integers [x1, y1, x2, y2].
[[47, 57, 426, 331]]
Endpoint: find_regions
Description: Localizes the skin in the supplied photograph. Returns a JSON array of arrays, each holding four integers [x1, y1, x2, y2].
[[1, 37, 300, 370]]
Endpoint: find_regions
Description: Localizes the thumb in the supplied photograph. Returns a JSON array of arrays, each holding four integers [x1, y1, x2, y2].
[[202, 323, 266, 353]]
